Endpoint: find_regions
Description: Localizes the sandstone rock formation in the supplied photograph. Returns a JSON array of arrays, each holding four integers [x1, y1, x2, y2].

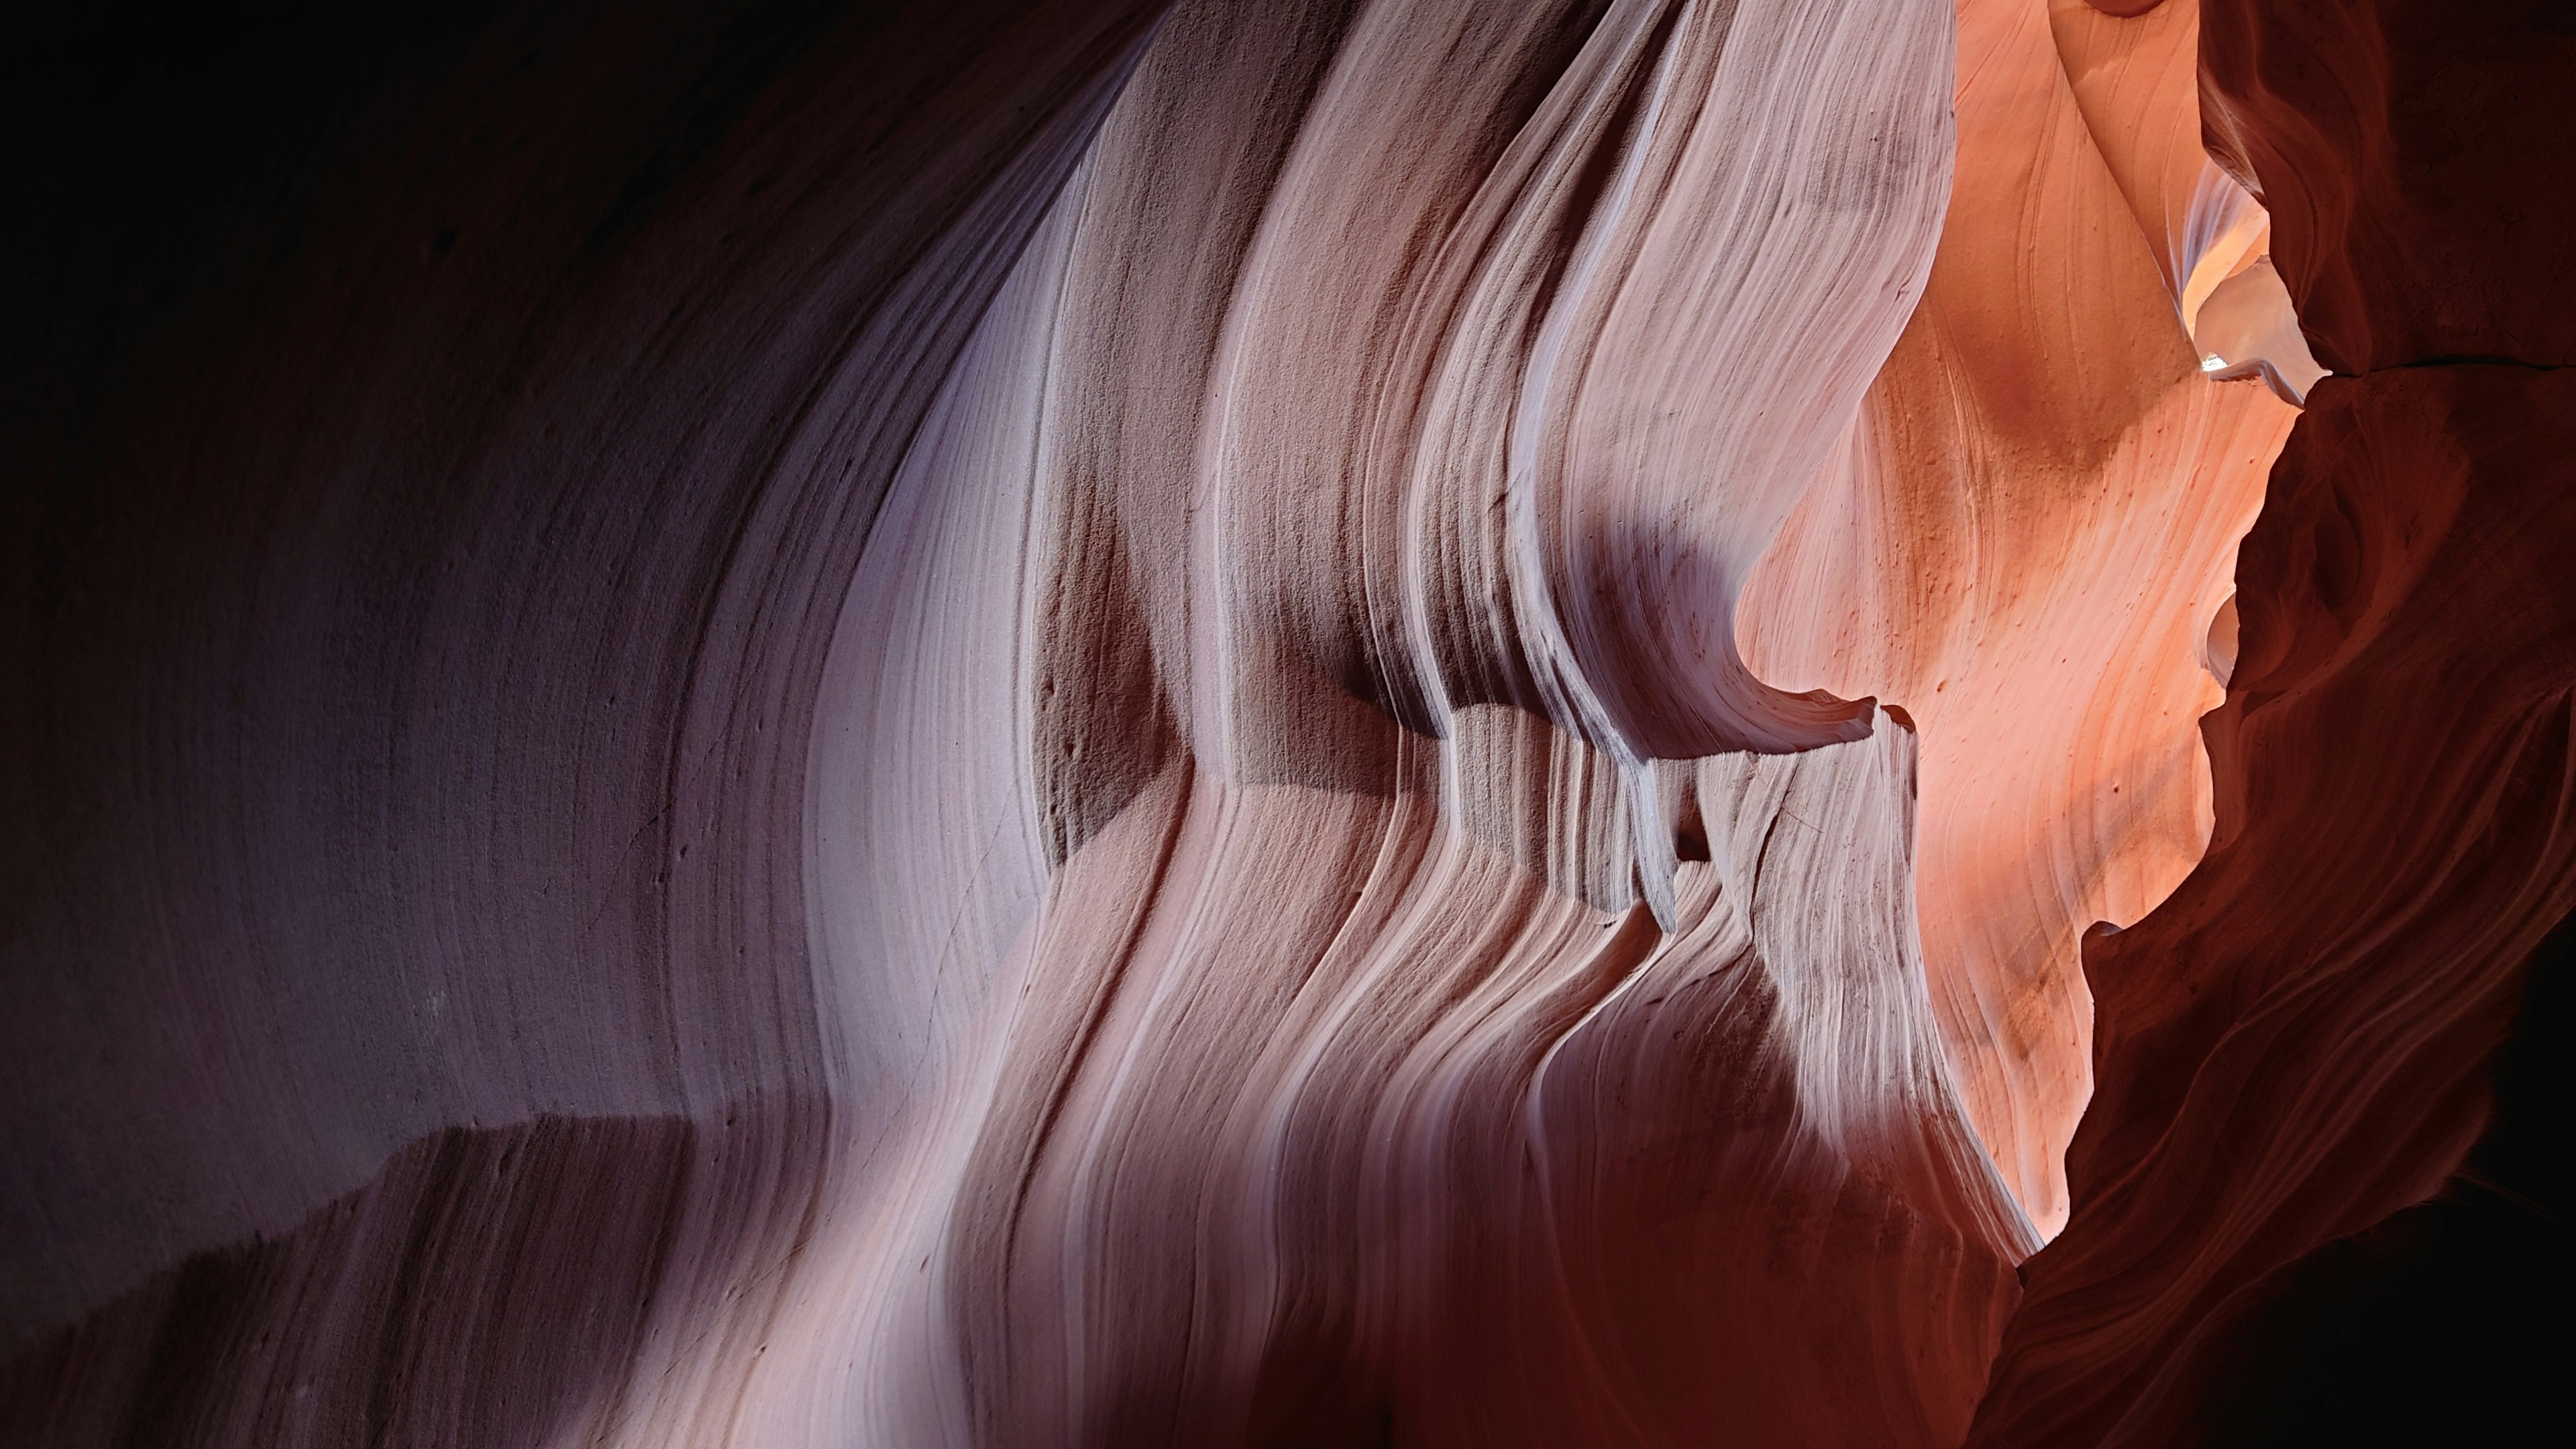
[[1970, 4, 2576, 1437], [1970, 362, 2576, 1445], [4, 1, 2567, 1445]]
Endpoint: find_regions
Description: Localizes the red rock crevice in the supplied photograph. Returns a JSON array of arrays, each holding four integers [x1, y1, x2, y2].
[[1969, 1, 2576, 1436]]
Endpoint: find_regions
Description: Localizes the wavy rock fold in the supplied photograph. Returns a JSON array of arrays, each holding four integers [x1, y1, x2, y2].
[[5, 0, 2569, 1444]]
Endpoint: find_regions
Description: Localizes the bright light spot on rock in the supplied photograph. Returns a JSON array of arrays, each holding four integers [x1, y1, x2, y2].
[[2200, 353, 2227, 372]]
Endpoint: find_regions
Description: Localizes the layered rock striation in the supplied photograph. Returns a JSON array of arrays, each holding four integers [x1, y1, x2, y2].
[[1972, 2, 2576, 1439], [4, 1, 2567, 1445]]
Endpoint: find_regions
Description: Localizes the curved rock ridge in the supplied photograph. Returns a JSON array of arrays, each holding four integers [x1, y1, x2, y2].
[[2200, 0, 2576, 372], [1743, 0, 2298, 1239], [2038, 0, 2321, 401], [814, 1, 2049, 1440], [1968, 0, 2576, 1437], [0, 0, 1169, 1439], [1968, 364, 2576, 1446], [7, 0, 2565, 1444]]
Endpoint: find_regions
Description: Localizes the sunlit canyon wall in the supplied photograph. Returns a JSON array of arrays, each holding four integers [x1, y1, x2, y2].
[[3, 1, 2568, 1444]]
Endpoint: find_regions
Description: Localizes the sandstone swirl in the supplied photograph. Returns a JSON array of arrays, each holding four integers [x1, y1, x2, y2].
[[3, 1, 2565, 1445]]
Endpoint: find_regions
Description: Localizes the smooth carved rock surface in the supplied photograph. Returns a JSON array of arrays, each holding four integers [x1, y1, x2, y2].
[[1, 3, 1170, 1442], [824, 3, 2025, 1440], [5, 0, 2569, 1445], [1745, 0, 2299, 1238], [2200, 0, 2576, 371], [1969, 366, 2576, 1446]]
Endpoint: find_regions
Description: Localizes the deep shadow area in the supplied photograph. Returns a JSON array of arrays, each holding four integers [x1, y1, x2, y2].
[[0, 1109, 831, 1449], [2114, 914, 2576, 1445]]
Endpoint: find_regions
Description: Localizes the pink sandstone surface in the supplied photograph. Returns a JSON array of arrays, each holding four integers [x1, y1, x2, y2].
[[3, 1, 2567, 1444]]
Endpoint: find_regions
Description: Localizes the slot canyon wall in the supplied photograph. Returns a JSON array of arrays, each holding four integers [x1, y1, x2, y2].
[[1, 0, 2566, 1444]]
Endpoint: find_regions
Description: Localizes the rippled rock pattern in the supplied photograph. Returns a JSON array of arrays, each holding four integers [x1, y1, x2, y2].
[[5, 1, 2568, 1444]]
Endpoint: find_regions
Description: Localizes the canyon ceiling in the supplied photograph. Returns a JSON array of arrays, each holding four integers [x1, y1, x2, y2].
[[3, 1, 2570, 1444]]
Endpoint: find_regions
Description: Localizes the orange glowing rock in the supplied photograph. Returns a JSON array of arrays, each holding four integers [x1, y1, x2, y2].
[[1742, 0, 2298, 1236]]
